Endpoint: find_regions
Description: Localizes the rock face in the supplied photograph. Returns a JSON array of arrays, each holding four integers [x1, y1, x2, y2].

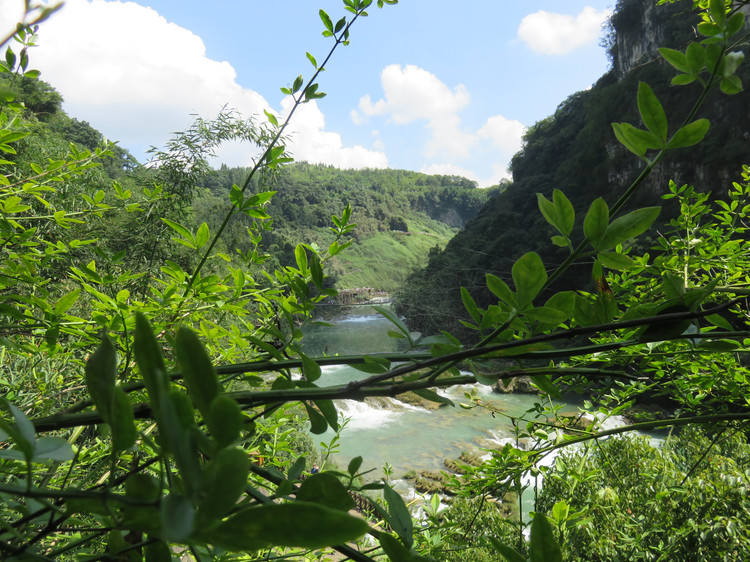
[[493, 376, 538, 395], [611, 0, 680, 80]]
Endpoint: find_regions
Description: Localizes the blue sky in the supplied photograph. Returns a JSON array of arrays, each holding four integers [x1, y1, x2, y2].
[[2, 0, 615, 185]]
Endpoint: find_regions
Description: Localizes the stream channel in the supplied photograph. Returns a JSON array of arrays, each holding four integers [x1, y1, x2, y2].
[[300, 304, 591, 510]]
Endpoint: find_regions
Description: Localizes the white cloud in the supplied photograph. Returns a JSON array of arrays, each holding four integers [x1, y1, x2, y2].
[[354, 64, 475, 159], [354, 64, 526, 186], [6, 0, 381, 169], [478, 114, 525, 155], [518, 6, 612, 55], [421, 163, 479, 183], [420, 162, 510, 189], [280, 97, 387, 169]]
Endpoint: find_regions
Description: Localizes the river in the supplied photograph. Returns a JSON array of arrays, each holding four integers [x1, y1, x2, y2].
[[301, 305, 584, 481]]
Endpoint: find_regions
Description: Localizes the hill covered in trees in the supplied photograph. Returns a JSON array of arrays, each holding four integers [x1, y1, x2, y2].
[[395, 0, 750, 339], [192, 163, 500, 292]]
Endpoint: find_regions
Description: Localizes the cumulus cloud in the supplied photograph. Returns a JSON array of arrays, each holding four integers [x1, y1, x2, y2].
[[4, 0, 384, 169], [478, 114, 525, 156], [518, 6, 612, 55], [354, 64, 475, 159], [280, 97, 387, 169], [354, 64, 526, 186]]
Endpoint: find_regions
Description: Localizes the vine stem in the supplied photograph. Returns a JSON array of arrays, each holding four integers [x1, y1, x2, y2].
[[179, 9, 368, 302]]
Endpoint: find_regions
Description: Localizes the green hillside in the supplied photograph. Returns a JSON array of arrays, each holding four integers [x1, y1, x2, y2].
[[193, 163, 500, 292]]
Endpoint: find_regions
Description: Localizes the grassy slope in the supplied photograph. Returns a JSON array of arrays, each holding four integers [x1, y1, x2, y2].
[[330, 216, 456, 292]]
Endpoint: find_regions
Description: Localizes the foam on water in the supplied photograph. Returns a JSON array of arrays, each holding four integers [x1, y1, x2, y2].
[[335, 399, 403, 430]]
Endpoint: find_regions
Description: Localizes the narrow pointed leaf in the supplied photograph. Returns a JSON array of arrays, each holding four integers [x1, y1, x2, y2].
[[296, 472, 354, 511], [637, 82, 668, 141], [202, 503, 369, 550], [668, 119, 710, 149], [601, 206, 661, 250], [85, 336, 117, 421], [583, 198, 609, 250], [175, 327, 220, 417]]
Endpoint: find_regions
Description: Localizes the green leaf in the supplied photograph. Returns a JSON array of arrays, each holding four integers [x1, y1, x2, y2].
[[537, 189, 575, 237], [530, 375, 561, 399], [304, 402, 328, 434], [162, 218, 195, 246], [159, 390, 203, 497], [134, 313, 169, 416], [110, 387, 137, 452], [668, 119, 710, 149], [195, 222, 210, 248], [706, 313, 734, 331], [200, 447, 250, 520], [709, 0, 726, 26], [411, 388, 454, 407], [523, 306, 568, 326], [720, 75, 743, 95], [314, 399, 338, 431], [671, 73, 698, 86], [374, 305, 413, 343], [288, 456, 307, 481], [379, 533, 415, 561], [310, 253, 324, 289], [612, 122, 647, 158], [144, 541, 172, 562], [600, 206, 661, 250], [488, 537, 527, 562], [486, 274, 516, 307], [161, 494, 195, 542], [292, 74, 304, 94], [300, 353, 321, 383], [319, 9, 334, 32], [201, 502, 369, 551], [461, 287, 481, 323], [637, 82, 668, 142], [206, 394, 243, 448], [175, 327, 220, 417], [53, 289, 80, 316], [297, 472, 354, 511], [512, 252, 547, 309], [32, 437, 74, 462], [686, 42, 706, 74], [383, 483, 413, 547], [583, 198, 609, 250], [726, 12, 746, 37], [659, 47, 690, 73], [306, 52, 318, 68], [551, 500, 570, 523], [85, 336, 117, 421], [529, 512, 562, 562], [597, 251, 635, 270], [348, 456, 363, 476]]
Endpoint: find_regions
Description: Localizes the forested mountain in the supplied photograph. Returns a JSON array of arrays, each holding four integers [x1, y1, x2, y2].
[[192, 164, 500, 291], [396, 0, 750, 340]]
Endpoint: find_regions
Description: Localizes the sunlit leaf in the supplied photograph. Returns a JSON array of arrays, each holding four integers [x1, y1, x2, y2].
[[297, 472, 354, 511], [201, 502, 369, 550]]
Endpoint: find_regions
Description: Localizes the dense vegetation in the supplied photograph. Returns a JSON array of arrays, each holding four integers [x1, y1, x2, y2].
[[2, 0, 750, 561], [193, 163, 499, 291]]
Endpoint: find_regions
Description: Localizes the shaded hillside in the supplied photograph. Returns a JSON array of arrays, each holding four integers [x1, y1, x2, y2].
[[193, 163, 501, 292], [396, 0, 750, 339]]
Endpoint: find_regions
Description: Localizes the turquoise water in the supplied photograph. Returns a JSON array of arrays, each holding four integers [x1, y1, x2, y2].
[[301, 306, 581, 481]]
